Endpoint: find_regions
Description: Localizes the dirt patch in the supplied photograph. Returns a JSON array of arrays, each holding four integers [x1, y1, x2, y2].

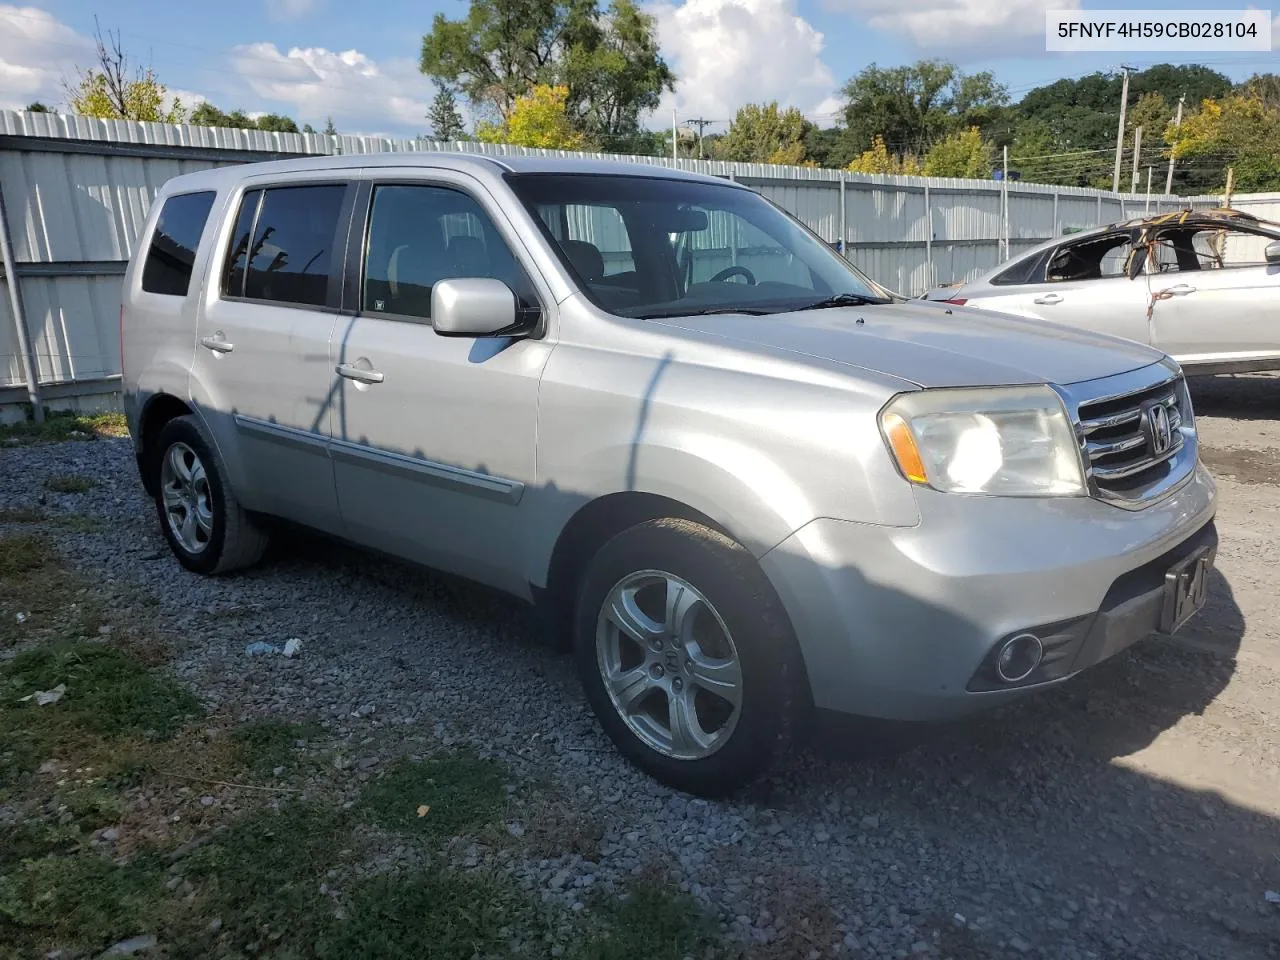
[[1199, 445, 1280, 485]]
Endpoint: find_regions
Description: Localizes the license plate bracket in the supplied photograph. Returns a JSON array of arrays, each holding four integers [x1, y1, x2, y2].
[[1159, 545, 1215, 634]]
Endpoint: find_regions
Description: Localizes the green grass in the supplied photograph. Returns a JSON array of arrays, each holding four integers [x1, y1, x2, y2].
[[314, 869, 550, 960], [571, 880, 720, 960], [45, 474, 95, 494], [231, 719, 325, 775], [0, 507, 45, 524], [0, 847, 167, 957], [355, 752, 509, 838], [0, 409, 128, 444], [0, 531, 57, 579], [0, 642, 201, 791]]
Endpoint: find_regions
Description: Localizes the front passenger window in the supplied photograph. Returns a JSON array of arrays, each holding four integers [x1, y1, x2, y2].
[[363, 184, 536, 320]]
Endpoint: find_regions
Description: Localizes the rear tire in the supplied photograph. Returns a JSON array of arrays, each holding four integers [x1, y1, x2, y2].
[[151, 415, 268, 575], [573, 517, 805, 797]]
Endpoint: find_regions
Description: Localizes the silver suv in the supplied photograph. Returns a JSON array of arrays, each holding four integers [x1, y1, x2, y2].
[[120, 154, 1219, 796]]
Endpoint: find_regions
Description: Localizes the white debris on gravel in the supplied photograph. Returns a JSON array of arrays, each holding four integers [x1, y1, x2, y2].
[[2, 377, 1279, 960]]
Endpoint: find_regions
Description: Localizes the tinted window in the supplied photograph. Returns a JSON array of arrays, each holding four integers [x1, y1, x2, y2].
[[363, 184, 537, 320], [141, 191, 216, 296], [991, 250, 1046, 285], [221, 190, 261, 298], [242, 184, 346, 307]]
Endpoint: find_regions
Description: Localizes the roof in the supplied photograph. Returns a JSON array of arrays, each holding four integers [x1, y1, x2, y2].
[[157, 150, 741, 195]]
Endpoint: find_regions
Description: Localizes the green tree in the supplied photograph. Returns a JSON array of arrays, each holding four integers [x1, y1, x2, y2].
[[419, 0, 672, 149], [428, 85, 468, 140], [1167, 94, 1280, 192], [922, 126, 994, 178], [190, 102, 299, 133], [714, 102, 811, 164], [846, 135, 922, 175], [25, 102, 50, 112], [839, 59, 1007, 157], [64, 19, 186, 123], [323, 116, 338, 136], [476, 83, 586, 149], [1240, 73, 1280, 110]]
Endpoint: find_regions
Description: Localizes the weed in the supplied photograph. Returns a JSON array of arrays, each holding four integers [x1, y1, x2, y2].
[[0, 507, 45, 524], [314, 869, 540, 960], [355, 752, 508, 838], [0, 532, 56, 579], [0, 848, 165, 956], [232, 720, 325, 775], [571, 876, 720, 960], [0, 410, 128, 444], [44, 475, 95, 494], [173, 803, 349, 954]]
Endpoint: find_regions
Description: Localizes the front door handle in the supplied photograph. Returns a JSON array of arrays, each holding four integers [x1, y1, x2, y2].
[[200, 333, 234, 353], [336, 362, 384, 385], [1162, 283, 1196, 296], [1033, 293, 1063, 305]]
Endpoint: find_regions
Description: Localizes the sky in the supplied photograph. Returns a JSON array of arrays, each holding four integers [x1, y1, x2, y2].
[[1, 0, 1278, 139]]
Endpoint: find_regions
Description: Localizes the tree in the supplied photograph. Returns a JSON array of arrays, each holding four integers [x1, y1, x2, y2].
[[190, 102, 300, 133], [559, 0, 675, 149], [476, 84, 586, 149], [63, 18, 185, 123], [846, 135, 922, 175], [428, 86, 468, 140], [1166, 94, 1280, 192], [839, 60, 1007, 157], [714, 102, 811, 164], [323, 116, 338, 136], [1241, 73, 1280, 110], [25, 102, 50, 112], [922, 126, 994, 178], [303, 123, 317, 134], [419, 0, 672, 148]]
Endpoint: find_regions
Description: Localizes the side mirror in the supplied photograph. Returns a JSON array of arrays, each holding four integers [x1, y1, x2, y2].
[[431, 278, 521, 337], [1266, 240, 1280, 264]]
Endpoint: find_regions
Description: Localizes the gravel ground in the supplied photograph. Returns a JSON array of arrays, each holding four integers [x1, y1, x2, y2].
[[2, 373, 1278, 960]]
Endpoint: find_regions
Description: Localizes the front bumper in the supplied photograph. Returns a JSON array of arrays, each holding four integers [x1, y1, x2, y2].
[[758, 461, 1219, 721]]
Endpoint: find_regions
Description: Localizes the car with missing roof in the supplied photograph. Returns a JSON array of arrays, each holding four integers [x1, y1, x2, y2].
[[922, 208, 1280, 376], [120, 153, 1218, 796]]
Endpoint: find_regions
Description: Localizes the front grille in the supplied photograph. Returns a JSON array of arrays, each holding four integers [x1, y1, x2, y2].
[[1071, 368, 1193, 505]]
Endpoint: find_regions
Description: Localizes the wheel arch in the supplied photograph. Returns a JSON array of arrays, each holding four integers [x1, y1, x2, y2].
[[136, 392, 197, 497]]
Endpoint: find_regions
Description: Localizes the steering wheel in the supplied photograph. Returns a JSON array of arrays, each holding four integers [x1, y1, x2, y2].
[[709, 265, 757, 284]]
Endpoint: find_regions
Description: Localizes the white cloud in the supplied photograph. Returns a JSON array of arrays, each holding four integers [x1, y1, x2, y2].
[[0, 4, 94, 110], [228, 42, 439, 136], [821, 0, 1081, 56], [645, 0, 837, 128], [267, 0, 321, 23]]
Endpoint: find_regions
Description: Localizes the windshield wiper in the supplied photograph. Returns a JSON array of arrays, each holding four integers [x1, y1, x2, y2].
[[636, 306, 774, 319], [792, 293, 889, 311]]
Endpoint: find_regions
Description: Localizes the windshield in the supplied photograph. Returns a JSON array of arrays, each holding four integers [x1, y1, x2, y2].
[[504, 172, 894, 319]]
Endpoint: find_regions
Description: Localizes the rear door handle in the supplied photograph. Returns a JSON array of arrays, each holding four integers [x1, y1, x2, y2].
[[1033, 293, 1063, 305], [200, 333, 234, 353], [1162, 284, 1196, 296], [336, 362, 384, 384]]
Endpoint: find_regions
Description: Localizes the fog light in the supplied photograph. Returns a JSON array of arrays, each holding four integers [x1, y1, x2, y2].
[[995, 633, 1043, 683]]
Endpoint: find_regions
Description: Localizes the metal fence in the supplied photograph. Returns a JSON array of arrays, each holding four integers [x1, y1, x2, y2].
[[0, 109, 1237, 408]]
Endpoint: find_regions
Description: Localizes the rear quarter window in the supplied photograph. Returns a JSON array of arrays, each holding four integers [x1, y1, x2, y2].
[[141, 191, 217, 296]]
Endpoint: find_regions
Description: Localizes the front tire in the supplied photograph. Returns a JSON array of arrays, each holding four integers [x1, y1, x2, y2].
[[573, 518, 805, 797], [151, 415, 268, 575]]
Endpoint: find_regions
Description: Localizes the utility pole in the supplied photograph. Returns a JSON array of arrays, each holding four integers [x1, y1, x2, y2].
[[684, 118, 714, 159], [1130, 125, 1143, 194], [672, 106, 678, 160], [1145, 166, 1152, 213], [1112, 65, 1133, 193], [1001, 144, 1009, 259], [1224, 166, 1235, 208], [1165, 94, 1185, 195]]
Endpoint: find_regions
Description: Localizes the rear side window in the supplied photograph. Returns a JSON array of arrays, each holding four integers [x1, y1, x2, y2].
[[221, 184, 347, 307], [141, 191, 216, 296]]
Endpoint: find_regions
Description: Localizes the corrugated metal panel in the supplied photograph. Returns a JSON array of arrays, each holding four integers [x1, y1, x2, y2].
[[0, 109, 1253, 394]]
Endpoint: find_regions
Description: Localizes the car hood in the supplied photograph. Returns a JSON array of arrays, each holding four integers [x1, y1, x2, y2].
[[650, 299, 1164, 389]]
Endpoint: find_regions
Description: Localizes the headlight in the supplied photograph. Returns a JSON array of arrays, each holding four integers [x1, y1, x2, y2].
[[879, 385, 1085, 496]]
